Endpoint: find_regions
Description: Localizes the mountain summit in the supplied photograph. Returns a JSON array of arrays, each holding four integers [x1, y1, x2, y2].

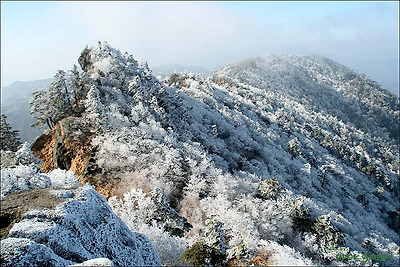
[[2, 42, 399, 266], [216, 53, 399, 140]]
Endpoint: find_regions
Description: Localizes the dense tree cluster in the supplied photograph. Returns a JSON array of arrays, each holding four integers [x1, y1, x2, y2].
[[0, 114, 21, 152], [30, 66, 87, 129]]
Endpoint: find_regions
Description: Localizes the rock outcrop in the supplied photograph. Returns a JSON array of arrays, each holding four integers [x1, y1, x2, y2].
[[31, 121, 93, 177], [0, 188, 64, 240], [1, 185, 161, 266]]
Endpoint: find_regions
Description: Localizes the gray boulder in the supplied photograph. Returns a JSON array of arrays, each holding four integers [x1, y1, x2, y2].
[[1, 185, 161, 266]]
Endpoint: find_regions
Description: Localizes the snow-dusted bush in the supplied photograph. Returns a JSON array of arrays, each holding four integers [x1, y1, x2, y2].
[[180, 241, 226, 267], [258, 240, 313, 266], [134, 222, 192, 266], [47, 169, 80, 189], [1, 143, 81, 199], [0, 165, 51, 199], [109, 188, 192, 265], [257, 178, 283, 200]]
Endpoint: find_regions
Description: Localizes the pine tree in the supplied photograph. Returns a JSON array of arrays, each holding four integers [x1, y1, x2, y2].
[[30, 89, 54, 129], [84, 84, 107, 129], [67, 64, 80, 110], [0, 114, 22, 152], [49, 70, 72, 123], [31, 70, 74, 129]]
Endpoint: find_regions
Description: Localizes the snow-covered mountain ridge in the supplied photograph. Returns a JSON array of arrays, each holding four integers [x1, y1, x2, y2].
[[215, 53, 398, 141], [2, 42, 399, 266]]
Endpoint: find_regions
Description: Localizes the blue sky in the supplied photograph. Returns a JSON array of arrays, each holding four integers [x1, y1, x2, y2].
[[1, 1, 399, 95]]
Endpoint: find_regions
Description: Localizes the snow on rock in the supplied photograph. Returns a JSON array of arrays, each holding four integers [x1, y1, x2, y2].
[[69, 258, 113, 266], [0, 237, 74, 267], [1, 142, 51, 199], [48, 169, 80, 188], [0, 165, 51, 199], [0, 141, 82, 199], [0, 166, 80, 200], [1, 185, 161, 266]]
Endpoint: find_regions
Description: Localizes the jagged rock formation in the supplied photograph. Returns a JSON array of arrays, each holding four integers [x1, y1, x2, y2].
[[27, 42, 399, 266], [30, 42, 168, 199]]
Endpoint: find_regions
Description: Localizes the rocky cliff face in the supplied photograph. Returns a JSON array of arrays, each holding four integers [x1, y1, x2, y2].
[[31, 118, 93, 175], [31, 119, 100, 193]]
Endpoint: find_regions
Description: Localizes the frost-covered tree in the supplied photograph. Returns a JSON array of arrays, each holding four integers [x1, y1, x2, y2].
[[31, 70, 76, 129], [180, 219, 227, 266], [30, 89, 53, 129], [48, 70, 72, 122], [0, 114, 22, 152], [66, 64, 82, 111], [84, 85, 108, 130]]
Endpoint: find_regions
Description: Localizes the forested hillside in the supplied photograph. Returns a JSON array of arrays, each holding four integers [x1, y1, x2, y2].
[[2, 42, 398, 266]]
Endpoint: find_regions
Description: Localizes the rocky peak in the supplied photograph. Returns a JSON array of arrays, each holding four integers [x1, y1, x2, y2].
[[78, 41, 155, 88], [30, 42, 168, 198], [78, 41, 138, 76]]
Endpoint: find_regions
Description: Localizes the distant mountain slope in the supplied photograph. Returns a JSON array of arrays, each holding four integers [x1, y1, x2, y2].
[[1, 79, 52, 142], [1, 79, 52, 103], [9, 43, 400, 265], [210, 54, 399, 190], [214, 54, 399, 140]]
